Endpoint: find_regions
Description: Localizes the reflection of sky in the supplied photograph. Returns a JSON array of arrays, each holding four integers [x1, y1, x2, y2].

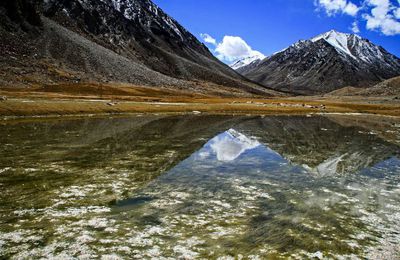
[[194, 128, 400, 176], [207, 129, 261, 162], [360, 156, 400, 178], [196, 128, 352, 177], [117, 125, 400, 258]]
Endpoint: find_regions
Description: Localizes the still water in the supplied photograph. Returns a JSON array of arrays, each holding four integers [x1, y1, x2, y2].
[[0, 115, 399, 259]]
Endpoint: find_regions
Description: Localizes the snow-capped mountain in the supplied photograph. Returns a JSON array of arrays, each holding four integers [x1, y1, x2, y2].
[[239, 30, 400, 94], [311, 30, 394, 64], [230, 53, 265, 70]]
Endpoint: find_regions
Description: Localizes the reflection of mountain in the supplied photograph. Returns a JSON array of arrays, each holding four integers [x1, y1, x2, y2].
[[0, 116, 254, 183], [0, 115, 258, 210], [209, 129, 260, 162], [0, 115, 398, 183], [233, 116, 400, 176], [1, 115, 398, 259], [63, 116, 248, 170]]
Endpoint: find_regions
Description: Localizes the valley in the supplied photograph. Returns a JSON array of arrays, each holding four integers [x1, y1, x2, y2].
[[1, 0, 400, 259]]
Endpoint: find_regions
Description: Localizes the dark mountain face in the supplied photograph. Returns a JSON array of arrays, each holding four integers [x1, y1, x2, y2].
[[239, 30, 400, 95], [0, 0, 42, 30], [42, 0, 213, 66], [0, 0, 277, 96]]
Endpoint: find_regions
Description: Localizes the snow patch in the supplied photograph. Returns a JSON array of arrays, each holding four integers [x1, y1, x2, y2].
[[230, 54, 265, 70], [312, 30, 357, 59]]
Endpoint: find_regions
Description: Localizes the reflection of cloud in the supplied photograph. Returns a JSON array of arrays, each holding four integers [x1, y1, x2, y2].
[[210, 129, 260, 162], [197, 151, 210, 159]]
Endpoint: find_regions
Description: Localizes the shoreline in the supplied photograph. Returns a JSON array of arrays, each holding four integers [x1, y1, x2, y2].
[[0, 83, 399, 120], [0, 97, 400, 121]]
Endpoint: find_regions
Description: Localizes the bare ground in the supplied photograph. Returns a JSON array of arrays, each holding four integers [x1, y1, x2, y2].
[[0, 82, 399, 118]]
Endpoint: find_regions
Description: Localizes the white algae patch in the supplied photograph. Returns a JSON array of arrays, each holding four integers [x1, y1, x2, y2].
[[306, 251, 324, 259], [173, 245, 199, 259], [1, 116, 400, 259], [0, 167, 11, 174]]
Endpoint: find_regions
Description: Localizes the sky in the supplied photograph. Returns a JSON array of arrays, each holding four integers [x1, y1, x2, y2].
[[153, 0, 400, 64]]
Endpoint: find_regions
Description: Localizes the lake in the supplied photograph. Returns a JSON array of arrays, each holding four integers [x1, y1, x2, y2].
[[0, 114, 399, 259]]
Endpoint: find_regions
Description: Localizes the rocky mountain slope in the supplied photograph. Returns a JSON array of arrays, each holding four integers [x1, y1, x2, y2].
[[328, 76, 400, 97], [359, 76, 400, 96], [0, 0, 278, 96], [238, 30, 400, 95]]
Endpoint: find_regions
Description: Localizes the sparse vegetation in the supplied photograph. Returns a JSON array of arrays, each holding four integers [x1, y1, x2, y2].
[[0, 82, 399, 117]]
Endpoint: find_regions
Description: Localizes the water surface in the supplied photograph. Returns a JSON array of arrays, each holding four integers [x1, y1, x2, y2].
[[0, 115, 399, 259]]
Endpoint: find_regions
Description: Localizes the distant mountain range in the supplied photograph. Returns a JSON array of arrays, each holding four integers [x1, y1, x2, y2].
[[1, 1, 399, 96], [0, 0, 278, 96], [234, 30, 400, 94], [230, 53, 265, 70]]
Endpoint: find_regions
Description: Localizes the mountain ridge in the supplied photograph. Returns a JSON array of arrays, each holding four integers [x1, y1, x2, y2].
[[0, 0, 280, 97], [238, 30, 400, 94]]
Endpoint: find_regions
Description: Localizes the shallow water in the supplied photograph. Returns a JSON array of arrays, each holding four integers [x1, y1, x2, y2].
[[0, 115, 399, 259]]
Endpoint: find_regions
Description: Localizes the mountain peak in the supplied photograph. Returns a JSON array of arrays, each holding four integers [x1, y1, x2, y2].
[[237, 30, 400, 94], [312, 30, 354, 40], [230, 53, 266, 70], [311, 30, 361, 58]]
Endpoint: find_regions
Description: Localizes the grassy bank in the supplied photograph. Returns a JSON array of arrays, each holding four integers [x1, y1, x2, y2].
[[1, 97, 399, 118], [0, 83, 399, 117]]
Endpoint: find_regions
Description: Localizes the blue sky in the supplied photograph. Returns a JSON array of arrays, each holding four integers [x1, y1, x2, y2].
[[153, 0, 400, 64]]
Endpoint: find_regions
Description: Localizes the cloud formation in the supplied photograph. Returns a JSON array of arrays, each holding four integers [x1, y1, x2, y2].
[[200, 34, 264, 62], [200, 33, 217, 45], [351, 21, 360, 33], [315, 0, 360, 16], [215, 36, 264, 62], [363, 0, 400, 35], [315, 0, 400, 35]]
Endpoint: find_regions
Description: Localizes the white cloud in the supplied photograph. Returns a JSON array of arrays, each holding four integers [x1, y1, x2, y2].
[[199, 34, 265, 63], [343, 2, 360, 16], [315, 0, 360, 16], [214, 36, 264, 62], [396, 8, 400, 19], [200, 33, 217, 45], [315, 0, 400, 36], [351, 21, 360, 33], [363, 0, 400, 35]]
